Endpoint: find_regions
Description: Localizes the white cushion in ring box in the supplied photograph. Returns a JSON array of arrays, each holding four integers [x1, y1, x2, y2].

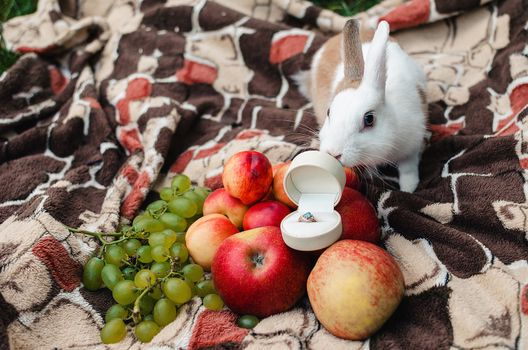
[[280, 151, 346, 251]]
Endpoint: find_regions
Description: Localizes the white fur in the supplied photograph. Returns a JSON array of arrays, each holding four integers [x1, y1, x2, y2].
[[316, 21, 427, 192], [331, 62, 344, 96], [292, 70, 311, 99]]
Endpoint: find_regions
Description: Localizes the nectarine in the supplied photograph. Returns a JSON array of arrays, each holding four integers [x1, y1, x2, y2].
[[203, 188, 248, 228], [186, 214, 239, 270], [242, 201, 291, 230], [271, 162, 297, 208], [335, 188, 380, 243], [222, 151, 273, 205]]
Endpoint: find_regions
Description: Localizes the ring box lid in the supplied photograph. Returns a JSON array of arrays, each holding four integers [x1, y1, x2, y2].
[[283, 151, 346, 207]]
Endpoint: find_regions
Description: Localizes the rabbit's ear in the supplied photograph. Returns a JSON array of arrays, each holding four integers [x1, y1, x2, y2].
[[364, 21, 390, 93], [342, 19, 364, 82]]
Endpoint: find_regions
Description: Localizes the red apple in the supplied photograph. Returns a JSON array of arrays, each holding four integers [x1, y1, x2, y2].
[[307, 240, 404, 340], [186, 214, 239, 270], [203, 188, 248, 228], [222, 151, 273, 205], [211, 226, 311, 317], [343, 166, 360, 190], [335, 188, 380, 243], [271, 162, 297, 209], [242, 201, 291, 230]]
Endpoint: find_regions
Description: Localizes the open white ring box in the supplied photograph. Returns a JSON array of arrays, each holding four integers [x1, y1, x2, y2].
[[280, 151, 346, 251]]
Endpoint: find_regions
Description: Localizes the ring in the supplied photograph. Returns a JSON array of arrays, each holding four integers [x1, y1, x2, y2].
[[298, 212, 317, 222]]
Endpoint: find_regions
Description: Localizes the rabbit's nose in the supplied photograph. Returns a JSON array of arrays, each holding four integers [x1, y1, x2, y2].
[[319, 145, 342, 160], [327, 151, 342, 160]]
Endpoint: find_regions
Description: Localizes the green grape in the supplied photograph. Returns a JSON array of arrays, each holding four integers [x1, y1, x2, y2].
[[148, 232, 167, 247], [176, 232, 186, 243], [184, 277, 197, 297], [153, 298, 177, 326], [203, 294, 224, 311], [120, 224, 132, 233], [171, 174, 191, 193], [167, 197, 197, 218], [182, 191, 203, 215], [163, 278, 192, 304], [160, 187, 174, 201], [101, 264, 123, 290], [151, 261, 171, 278], [162, 229, 177, 249], [142, 219, 165, 232], [148, 285, 163, 300], [194, 187, 211, 200], [134, 218, 165, 233], [135, 320, 160, 343], [169, 243, 189, 263], [113, 280, 139, 305], [196, 280, 216, 298], [123, 239, 141, 257], [137, 246, 153, 263], [83, 257, 104, 291], [105, 304, 128, 323], [133, 212, 151, 226], [100, 318, 127, 344], [139, 295, 155, 315], [237, 315, 260, 329], [134, 269, 157, 289], [105, 245, 126, 267], [147, 200, 167, 218], [160, 212, 187, 231], [144, 314, 154, 321], [122, 266, 136, 281], [151, 245, 170, 263], [182, 264, 204, 282]]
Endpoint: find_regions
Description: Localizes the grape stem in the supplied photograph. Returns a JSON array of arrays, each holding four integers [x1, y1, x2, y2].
[[132, 286, 152, 324], [121, 259, 135, 267], [65, 225, 123, 245]]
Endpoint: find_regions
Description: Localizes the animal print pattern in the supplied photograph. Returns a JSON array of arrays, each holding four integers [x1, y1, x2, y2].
[[0, 0, 527, 349]]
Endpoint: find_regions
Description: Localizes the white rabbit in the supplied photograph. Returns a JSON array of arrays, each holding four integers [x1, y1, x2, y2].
[[302, 20, 427, 192]]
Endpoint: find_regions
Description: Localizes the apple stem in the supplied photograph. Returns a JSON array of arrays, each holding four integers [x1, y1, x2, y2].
[[251, 253, 265, 267]]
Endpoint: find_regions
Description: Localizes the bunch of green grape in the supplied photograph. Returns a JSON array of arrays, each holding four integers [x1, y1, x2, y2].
[[77, 174, 224, 344]]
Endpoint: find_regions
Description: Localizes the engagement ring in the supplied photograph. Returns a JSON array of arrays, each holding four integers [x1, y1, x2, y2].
[[299, 212, 317, 222]]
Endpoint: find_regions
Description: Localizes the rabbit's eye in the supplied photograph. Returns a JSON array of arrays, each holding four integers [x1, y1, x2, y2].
[[363, 111, 375, 128], [326, 108, 330, 118]]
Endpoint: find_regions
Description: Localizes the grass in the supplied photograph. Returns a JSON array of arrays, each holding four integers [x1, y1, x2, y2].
[[312, 0, 382, 16]]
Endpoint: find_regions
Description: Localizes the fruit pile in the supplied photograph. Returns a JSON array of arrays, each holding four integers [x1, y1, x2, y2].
[[73, 150, 404, 344], [72, 174, 222, 344], [198, 150, 404, 340]]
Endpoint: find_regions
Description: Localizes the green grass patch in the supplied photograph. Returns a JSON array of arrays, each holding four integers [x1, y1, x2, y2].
[[0, 45, 18, 73], [5, 0, 37, 20], [312, 0, 382, 16]]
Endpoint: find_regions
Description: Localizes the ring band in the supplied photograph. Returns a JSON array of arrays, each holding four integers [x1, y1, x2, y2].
[[299, 212, 317, 222]]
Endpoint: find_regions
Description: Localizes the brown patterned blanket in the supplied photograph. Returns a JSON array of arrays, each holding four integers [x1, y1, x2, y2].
[[1, 0, 527, 349]]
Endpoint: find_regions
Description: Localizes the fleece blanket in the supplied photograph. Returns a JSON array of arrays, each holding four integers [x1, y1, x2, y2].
[[0, 0, 527, 348]]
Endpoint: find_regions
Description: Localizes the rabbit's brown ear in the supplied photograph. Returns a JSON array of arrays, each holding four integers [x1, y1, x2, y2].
[[342, 19, 364, 82]]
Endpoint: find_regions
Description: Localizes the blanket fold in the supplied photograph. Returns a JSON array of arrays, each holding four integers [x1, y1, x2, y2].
[[0, 0, 527, 349]]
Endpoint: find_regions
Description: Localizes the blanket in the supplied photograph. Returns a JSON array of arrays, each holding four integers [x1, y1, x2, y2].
[[1, 0, 527, 349]]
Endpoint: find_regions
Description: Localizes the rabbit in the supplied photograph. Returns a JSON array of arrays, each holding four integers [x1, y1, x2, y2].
[[299, 19, 427, 193]]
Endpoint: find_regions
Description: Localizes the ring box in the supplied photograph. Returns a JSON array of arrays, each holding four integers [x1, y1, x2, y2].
[[280, 151, 346, 251]]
